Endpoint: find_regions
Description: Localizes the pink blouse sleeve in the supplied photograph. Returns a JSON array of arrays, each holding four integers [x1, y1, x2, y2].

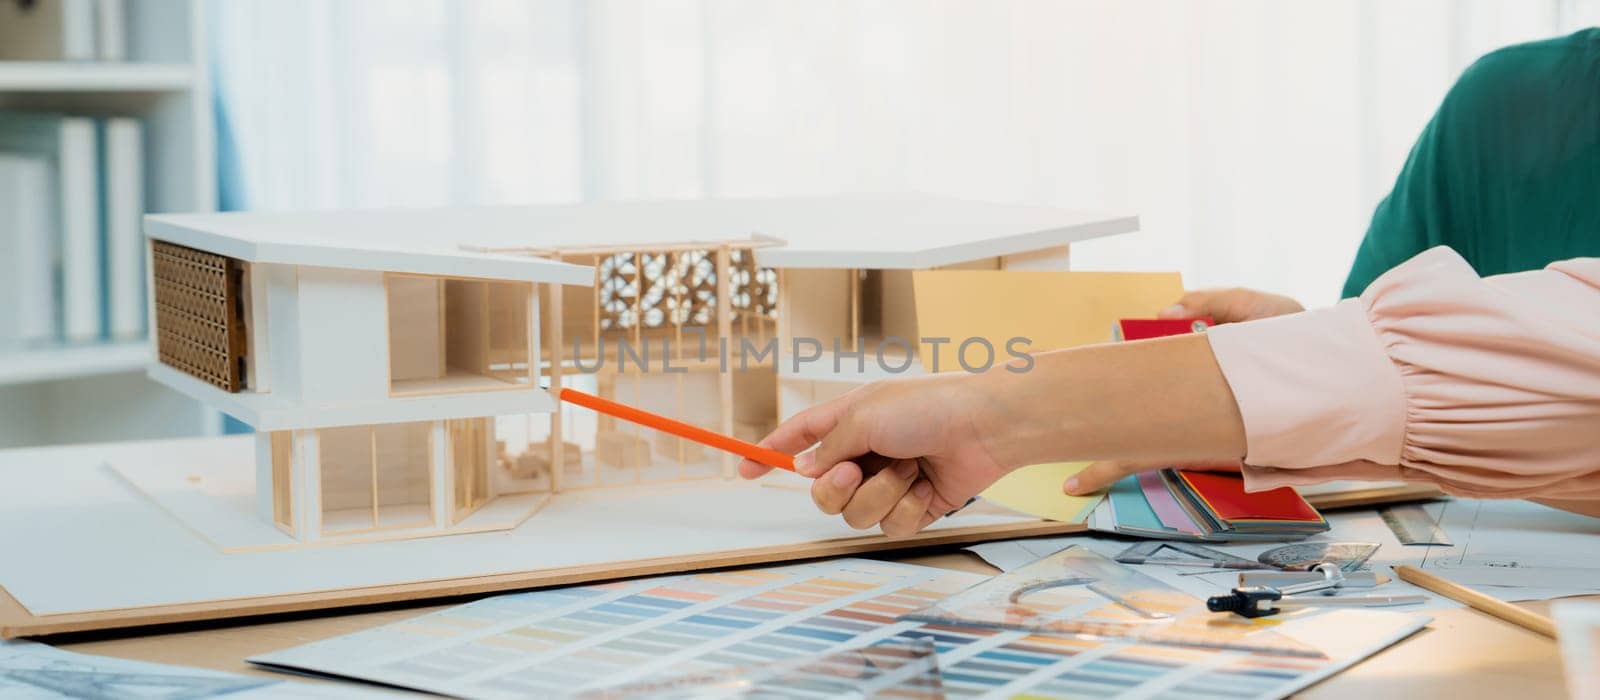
[[1205, 246, 1600, 500]]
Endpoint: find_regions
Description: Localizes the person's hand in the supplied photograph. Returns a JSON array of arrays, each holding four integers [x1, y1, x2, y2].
[[1062, 459, 1243, 495], [738, 373, 1013, 537], [1161, 288, 1304, 324]]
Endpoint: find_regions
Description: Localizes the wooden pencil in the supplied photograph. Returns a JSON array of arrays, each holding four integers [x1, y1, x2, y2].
[[1393, 565, 1557, 638], [557, 387, 797, 472]]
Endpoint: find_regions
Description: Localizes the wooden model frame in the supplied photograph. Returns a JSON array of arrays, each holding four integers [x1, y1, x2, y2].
[[477, 240, 783, 491], [386, 273, 536, 397], [478, 240, 1076, 491], [772, 245, 1074, 423], [261, 416, 526, 541]]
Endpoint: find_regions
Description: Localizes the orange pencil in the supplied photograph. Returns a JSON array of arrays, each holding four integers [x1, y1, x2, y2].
[[556, 387, 797, 472]]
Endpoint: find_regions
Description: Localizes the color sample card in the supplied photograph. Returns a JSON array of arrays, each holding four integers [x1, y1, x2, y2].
[[980, 461, 1101, 523], [251, 559, 1426, 699], [1139, 471, 1202, 534]]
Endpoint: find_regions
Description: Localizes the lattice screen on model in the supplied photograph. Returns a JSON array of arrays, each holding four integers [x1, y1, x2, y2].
[[152, 240, 246, 392], [596, 248, 777, 332]]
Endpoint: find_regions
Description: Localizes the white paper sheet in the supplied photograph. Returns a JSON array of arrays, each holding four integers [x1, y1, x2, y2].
[[0, 639, 377, 698], [0, 436, 1035, 615], [1418, 499, 1600, 590]]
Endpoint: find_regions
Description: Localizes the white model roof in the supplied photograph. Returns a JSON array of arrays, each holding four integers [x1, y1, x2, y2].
[[145, 196, 1137, 278], [145, 209, 596, 286], [740, 196, 1137, 269]]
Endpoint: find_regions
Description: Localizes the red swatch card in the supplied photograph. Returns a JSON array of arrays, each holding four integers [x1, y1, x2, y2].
[[1177, 470, 1323, 523], [1114, 317, 1213, 342]]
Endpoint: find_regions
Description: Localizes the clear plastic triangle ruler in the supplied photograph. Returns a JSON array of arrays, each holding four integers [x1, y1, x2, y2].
[[904, 545, 1326, 658]]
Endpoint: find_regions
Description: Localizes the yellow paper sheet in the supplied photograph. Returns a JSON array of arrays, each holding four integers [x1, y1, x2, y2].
[[911, 270, 1184, 521], [911, 270, 1185, 368], [981, 461, 1100, 522]]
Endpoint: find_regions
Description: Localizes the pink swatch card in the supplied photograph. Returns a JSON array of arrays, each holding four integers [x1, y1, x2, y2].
[[1138, 470, 1202, 534]]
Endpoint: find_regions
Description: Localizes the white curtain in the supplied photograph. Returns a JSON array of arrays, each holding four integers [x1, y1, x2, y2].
[[211, 0, 1600, 307]]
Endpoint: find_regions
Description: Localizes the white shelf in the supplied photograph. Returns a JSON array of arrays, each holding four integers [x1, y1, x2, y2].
[[0, 62, 195, 92], [0, 341, 152, 387], [0, 1, 217, 448]]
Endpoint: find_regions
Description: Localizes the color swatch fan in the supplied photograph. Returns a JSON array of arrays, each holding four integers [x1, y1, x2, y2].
[[1088, 469, 1328, 542], [1176, 471, 1328, 536]]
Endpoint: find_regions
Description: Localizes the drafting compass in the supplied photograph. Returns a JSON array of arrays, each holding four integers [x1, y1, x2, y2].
[[1206, 563, 1424, 618]]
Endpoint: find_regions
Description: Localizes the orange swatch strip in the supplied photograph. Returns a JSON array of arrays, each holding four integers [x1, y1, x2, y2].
[[556, 387, 797, 472]]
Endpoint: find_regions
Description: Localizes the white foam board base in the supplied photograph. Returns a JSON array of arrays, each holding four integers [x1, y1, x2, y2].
[[0, 436, 1032, 616], [108, 457, 550, 552]]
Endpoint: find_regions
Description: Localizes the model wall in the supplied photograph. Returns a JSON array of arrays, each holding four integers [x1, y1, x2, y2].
[[295, 267, 390, 404], [258, 262, 300, 401]]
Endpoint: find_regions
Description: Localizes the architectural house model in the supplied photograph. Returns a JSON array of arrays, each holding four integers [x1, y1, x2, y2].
[[141, 222, 590, 546], [131, 197, 1137, 550]]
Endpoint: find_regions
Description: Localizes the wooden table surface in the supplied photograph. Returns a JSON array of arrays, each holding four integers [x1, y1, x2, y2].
[[48, 550, 1583, 698]]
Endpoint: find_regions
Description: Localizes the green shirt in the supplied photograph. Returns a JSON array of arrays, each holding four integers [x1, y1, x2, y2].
[[1343, 28, 1600, 297]]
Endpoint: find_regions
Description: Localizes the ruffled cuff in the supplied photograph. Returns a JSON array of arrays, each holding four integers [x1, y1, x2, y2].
[[1206, 300, 1408, 471], [1209, 246, 1600, 500]]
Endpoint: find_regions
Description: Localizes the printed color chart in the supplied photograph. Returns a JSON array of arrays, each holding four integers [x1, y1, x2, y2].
[[252, 559, 1425, 699]]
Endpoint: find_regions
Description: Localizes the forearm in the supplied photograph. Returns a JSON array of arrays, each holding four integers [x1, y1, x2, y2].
[[974, 333, 1246, 471]]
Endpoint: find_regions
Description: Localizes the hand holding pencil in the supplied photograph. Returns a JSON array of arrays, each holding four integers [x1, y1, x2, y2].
[[561, 376, 999, 538], [738, 373, 1014, 537]]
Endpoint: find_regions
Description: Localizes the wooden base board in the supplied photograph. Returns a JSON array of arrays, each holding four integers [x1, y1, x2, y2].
[[0, 483, 1441, 639], [0, 519, 1086, 639]]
